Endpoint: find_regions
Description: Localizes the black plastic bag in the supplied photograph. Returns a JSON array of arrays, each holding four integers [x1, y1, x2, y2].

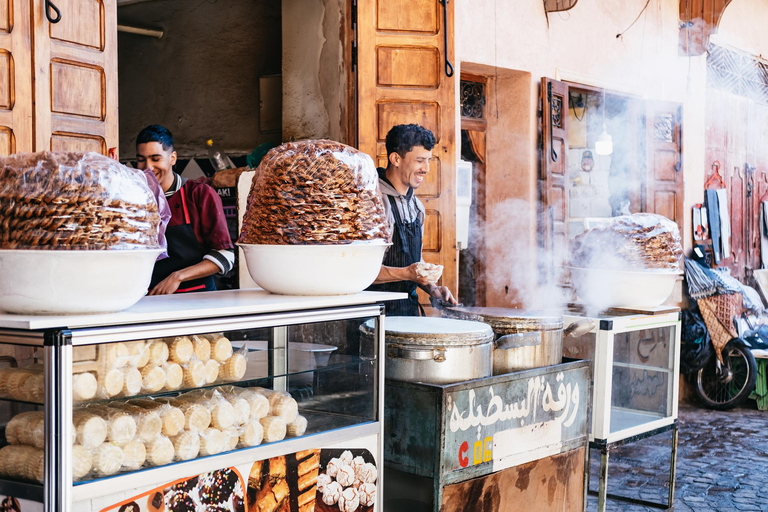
[[681, 308, 713, 374]]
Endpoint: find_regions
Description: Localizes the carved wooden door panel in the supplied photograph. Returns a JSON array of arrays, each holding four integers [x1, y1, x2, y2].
[[357, 0, 457, 305], [644, 101, 684, 237], [0, 0, 33, 155], [539, 78, 569, 284], [32, 0, 117, 154]]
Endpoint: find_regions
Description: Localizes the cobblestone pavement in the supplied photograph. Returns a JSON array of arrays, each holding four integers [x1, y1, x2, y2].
[[586, 400, 768, 511]]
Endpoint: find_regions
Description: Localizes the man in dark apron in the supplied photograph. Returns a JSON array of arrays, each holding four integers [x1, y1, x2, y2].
[[136, 125, 235, 295], [367, 124, 457, 315]]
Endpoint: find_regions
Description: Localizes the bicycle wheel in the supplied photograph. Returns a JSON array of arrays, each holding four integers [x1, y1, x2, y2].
[[692, 338, 757, 410]]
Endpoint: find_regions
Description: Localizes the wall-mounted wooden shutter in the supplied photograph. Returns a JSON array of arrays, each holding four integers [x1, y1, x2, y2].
[[33, 0, 118, 154], [0, 0, 33, 155], [644, 101, 683, 236], [539, 77, 569, 283], [357, 0, 457, 303]]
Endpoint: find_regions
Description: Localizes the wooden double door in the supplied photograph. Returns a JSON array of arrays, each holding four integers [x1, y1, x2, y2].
[[0, 0, 117, 156]]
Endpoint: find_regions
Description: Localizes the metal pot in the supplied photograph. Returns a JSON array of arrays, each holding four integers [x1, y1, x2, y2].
[[442, 307, 564, 374], [360, 316, 494, 384]]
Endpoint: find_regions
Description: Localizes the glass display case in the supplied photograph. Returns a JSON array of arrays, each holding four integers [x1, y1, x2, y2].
[[0, 290, 396, 512], [562, 308, 681, 443]]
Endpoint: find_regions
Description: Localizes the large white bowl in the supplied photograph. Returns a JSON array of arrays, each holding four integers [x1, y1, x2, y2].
[[239, 242, 389, 295], [0, 249, 163, 315], [568, 266, 681, 310]]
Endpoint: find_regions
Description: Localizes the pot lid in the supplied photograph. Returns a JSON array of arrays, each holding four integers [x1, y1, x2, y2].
[[360, 316, 494, 346], [442, 307, 563, 333]]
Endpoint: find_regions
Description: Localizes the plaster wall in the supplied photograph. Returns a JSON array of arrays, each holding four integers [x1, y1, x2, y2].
[[456, 0, 768, 303], [282, 0, 347, 142], [117, 0, 281, 159]]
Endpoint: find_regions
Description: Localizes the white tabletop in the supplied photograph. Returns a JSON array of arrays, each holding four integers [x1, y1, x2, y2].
[[0, 289, 406, 330]]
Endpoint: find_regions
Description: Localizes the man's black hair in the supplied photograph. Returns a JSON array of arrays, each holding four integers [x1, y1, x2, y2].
[[136, 125, 174, 152], [385, 124, 436, 158]]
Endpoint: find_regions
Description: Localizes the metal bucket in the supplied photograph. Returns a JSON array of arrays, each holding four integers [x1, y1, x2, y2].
[[442, 307, 563, 374], [360, 316, 494, 384]]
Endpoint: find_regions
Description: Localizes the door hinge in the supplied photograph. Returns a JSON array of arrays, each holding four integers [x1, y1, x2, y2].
[[351, 0, 357, 27], [351, 0, 358, 71], [352, 43, 357, 70]]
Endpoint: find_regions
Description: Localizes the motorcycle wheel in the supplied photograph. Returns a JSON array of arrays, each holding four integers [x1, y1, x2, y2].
[[692, 338, 757, 410]]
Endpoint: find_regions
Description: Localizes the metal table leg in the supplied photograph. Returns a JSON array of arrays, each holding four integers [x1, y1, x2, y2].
[[597, 445, 609, 512]]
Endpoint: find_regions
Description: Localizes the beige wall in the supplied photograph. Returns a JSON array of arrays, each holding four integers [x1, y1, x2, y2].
[[456, 0, 768, 304]]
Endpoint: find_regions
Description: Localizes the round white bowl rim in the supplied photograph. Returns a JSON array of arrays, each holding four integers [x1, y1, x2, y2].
[[238, 240, 391, 246], [0, 247, 164, 255]]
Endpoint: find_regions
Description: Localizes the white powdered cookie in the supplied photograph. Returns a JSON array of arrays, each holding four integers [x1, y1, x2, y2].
[[222, 353, 247, 381], [145, 435, 174, 466], [238, 421, 264, 448], [92, 443, 124, 476], [351, 455, 366, 474], [140, 364, 166, 393], [259, 415, 286, 443], [199, 427, 226, 456], [147, 340, 169, 365], [191, 335, 211, 362], [121, 439, 147, 470], [358, 462, 378, 484], [326, 457, 341, 478], [164, 363, 184, 390], [268, 393, 298, 424], [168, 336, 194, 364], [182, 360, 207, 388], [287, 415, 307, 437], [317, 472, 332, 492], [358, 482, 376, 507], [99, 368, 124, 398], [171, 431, 200, 461], [321, 481, 342, 506], [72, 372, 98, 401], [211, 336, 233, 362], [73, 411, 108, 448], [336, 464, 355, 487], [339, 450, 353, 465], [72, 445, 93, 479], [338, 486, 360, 512], [204, 359, 220, 384], [122, 367, 143, 396]]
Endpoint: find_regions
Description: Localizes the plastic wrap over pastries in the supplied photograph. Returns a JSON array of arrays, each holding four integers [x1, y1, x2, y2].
[[569, 213, 682, 271], [0, 151, 161, 250], [239, 140, 390, 244]]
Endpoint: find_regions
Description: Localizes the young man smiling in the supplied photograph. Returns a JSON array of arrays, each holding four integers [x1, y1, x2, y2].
[[367, 124, 458, 316], [136, 125, 234, 295]]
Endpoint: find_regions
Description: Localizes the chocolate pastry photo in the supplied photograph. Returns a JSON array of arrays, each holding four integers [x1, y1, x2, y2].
[[248, 449, 320, 512]]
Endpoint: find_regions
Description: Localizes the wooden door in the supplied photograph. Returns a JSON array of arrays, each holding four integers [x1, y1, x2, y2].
[[644, 101, 684, 236], [0, 0, 33, 154], [539, 78, 569, 284], [32, 0, 117, 154], [357, 0, 457, 306]]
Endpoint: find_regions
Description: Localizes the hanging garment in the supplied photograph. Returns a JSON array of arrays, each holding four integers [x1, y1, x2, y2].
[[761, 201, 768, 269], [706, 189, 721, 264], [715, 188, 731, 258]]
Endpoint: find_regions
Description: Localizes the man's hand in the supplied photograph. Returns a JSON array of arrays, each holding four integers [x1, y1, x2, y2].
[[423, 283, 458, 305], [374, 263, 431, 286], [149, 272, 183, 295]]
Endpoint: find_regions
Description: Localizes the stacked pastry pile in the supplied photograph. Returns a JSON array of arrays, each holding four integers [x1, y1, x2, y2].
[[249, 449, 319, 512], [569, 213, 683, 271], [415, 262, 443, 285], [318, 450, 377, 511], [0, 386, 306, 482], [0, 151, 161, 250], [239, 140, 390, 245]]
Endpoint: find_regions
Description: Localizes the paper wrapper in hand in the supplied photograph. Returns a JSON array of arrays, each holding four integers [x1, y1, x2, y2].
[[0, 151, 161, 250], [239, 140, 390, 244], [569, 213, 683, 271]]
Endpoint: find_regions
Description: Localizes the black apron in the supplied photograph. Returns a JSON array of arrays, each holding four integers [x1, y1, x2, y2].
[[150, 185, 217, 293], [367, 194, 423, 316]]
